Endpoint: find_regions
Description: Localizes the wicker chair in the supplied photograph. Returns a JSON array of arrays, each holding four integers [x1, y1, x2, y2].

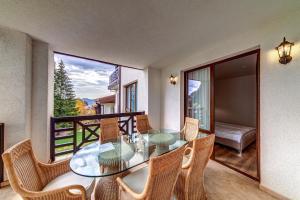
[[174, 134, 215, 200], [2, 139, 95, 200], [136, 115, 153, 134], [180, 117, 200, 142], [116, 146, 185, 200], [100, 117, 121, 143]]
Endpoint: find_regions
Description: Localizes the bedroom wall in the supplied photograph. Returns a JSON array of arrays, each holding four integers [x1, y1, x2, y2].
[[159, 10, 300, 199], [215, 75, 256, 127]]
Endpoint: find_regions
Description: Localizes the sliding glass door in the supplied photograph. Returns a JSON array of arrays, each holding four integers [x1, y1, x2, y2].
[[184, 50, 260, 180], [185, 67, 211, 131]]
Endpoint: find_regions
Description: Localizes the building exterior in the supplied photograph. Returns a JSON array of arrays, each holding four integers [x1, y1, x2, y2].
[[107, 66, 147, 114], [95, 95, 115, 114]]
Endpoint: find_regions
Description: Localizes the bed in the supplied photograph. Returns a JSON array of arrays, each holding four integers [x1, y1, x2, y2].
[[215, 122, 256, 154]]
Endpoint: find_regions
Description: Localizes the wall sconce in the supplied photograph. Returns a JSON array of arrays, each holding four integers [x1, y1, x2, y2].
[[169, 74, 177, 85], [275, 37, 294, 64]]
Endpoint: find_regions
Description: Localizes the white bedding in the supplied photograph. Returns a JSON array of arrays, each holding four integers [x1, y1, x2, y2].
[[215, 122, 256, 143]]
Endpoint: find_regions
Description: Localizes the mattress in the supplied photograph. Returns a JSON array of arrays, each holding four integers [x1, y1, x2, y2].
[[215, 122, 256, 143]]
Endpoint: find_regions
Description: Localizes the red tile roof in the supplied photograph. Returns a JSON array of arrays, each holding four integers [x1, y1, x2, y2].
[[96, 95, 115, 104]]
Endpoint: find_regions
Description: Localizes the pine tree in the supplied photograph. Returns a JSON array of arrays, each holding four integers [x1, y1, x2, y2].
[[54, 60, 79, 117]]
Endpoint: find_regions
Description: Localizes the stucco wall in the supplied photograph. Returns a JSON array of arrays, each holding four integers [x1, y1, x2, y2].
[[120, 67, 147, 113], [120, 67, 161, 129], [31, 40, 53, 162], [103, 103, 115, 114], [146, 67, 161, 129], [0, 26, 32, 150], [0, 27, 53, 165], [160, 11, 300, 199]]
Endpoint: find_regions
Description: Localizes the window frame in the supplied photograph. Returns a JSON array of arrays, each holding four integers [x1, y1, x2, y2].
[[124, 81, 137, 112]]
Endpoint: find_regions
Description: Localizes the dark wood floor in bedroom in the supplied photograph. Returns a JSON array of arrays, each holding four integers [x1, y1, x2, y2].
[[214, 143, 257, 178]]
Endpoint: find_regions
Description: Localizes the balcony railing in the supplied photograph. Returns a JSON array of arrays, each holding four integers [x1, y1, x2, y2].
[[50, 111, 145, 161], [108, 66, 120, 90]]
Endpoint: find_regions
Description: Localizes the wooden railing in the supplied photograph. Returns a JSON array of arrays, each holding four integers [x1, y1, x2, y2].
[[50, 111, 145, 161]]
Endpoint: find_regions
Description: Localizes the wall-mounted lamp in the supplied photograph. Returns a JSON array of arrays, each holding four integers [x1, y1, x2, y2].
[[275, 37, 294, 64], [169, 74, 177, 85]]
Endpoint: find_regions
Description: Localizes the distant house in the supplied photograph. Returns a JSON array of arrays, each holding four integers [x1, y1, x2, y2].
[[95, 95, 115, 114]]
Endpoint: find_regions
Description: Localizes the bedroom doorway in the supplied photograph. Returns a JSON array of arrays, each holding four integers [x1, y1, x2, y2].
[[214, 51, 259, 180], [184, 49, 260, 181]]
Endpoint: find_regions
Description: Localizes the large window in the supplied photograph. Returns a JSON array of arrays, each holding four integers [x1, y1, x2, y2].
[[125, 82, 137, 112], [185, 67, 211, 131], [53, 53, 116, 117]]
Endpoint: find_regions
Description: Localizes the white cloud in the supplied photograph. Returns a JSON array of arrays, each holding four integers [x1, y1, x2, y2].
[[54, 54, 116, 99]]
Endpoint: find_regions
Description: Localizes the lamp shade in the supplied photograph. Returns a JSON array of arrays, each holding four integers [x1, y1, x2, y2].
[[275, 37, 294, 64]]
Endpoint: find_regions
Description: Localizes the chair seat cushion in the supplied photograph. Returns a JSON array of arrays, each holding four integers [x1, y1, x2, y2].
[[42, 171, 95, 198], [122, 166, 148, 194]]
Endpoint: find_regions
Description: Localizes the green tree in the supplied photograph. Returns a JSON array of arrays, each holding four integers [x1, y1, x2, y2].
[[54, 60, 79, 117]]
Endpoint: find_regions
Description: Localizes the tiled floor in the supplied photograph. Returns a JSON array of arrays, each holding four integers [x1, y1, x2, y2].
[[0, 160, 277, 200]]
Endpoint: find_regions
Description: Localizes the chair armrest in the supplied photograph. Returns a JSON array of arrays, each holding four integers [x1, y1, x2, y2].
[[182, 147, 193, 169], [184, 147, 192, 155], [38, 158, 71, 183], [20, 184, 86, 200], [116, 177, 146, 200]]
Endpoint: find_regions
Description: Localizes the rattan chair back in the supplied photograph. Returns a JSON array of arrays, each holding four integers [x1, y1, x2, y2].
[[136, 115, 152, 134], [175, 134, 215, 200], [100, 117, 120, 143], [182, 117, 199, 142]]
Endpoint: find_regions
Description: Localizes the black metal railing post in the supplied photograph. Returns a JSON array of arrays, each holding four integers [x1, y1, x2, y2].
[[50, 118, 55, 162]]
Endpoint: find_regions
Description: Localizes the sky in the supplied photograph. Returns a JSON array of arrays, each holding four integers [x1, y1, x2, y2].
[[54, 53, 116, 99], [188, 80, 201, 95]]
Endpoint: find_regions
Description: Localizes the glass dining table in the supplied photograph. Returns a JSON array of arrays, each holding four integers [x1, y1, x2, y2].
[[69, 129, 207, 200]]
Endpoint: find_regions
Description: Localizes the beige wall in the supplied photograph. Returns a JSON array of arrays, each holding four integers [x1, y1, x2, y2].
[[120, 67, 147, 113], [31, 40, 54, 162], [103, 103, 115, 114], [0, 26, 53, 165], [146, 67, 161, 129], [0, 26, 32, 150], [160, 10, 300, 199], [120, 67, 161, 129], [215, 75, 256, 127]]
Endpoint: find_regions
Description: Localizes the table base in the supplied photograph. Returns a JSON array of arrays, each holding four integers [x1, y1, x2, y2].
[[94, 171, 129, 200]]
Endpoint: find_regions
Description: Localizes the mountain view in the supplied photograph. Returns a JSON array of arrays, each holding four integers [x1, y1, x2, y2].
[[82, 98, 96, 107]]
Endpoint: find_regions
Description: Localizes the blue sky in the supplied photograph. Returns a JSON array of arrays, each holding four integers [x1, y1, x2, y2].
[[54, 54, 116, 99], [188, 80, 201, 95]]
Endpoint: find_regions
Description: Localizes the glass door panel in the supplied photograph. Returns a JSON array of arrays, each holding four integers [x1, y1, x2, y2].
[[186, 67, 211, 131]]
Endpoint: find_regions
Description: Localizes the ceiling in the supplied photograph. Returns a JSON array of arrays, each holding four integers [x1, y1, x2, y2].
[[215, 53, 257, 80], [0, 0, 299, 69]]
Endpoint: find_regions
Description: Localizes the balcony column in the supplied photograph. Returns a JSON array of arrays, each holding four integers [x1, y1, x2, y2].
[[31, 40, 54, 162], [146, 67, 161, 129]]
